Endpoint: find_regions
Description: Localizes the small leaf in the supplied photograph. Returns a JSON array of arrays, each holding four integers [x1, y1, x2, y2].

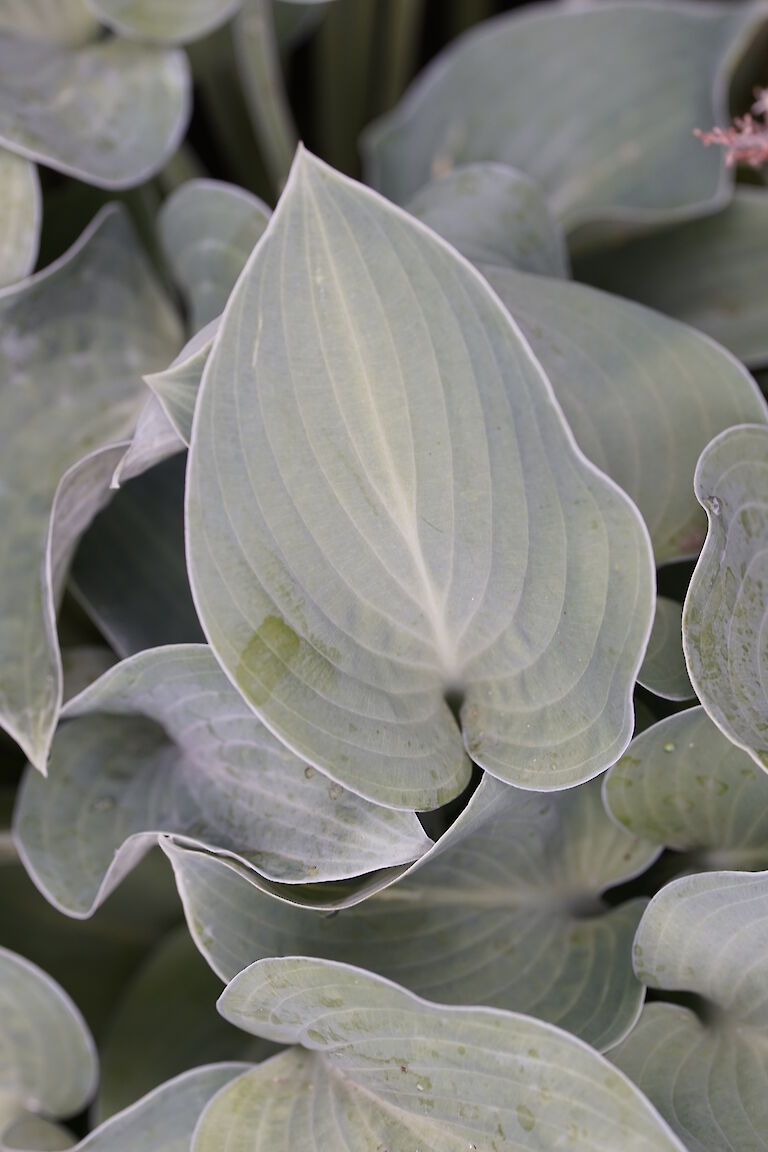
[[0, 151, 40, 288], [145, 323, 218, 446], [112, 394, 184, 486], [483, 268, 768, 566], [167, 776, 657, 1051], [576, 188, 768, 369], [0, 947, 97, 1122], [683, 424, 768, 768], [0, 206, 181, 769], [200, 958, 686, 1151], [604, 707, 768, 870], [13, 645, 432, 917], [1, 1113, 75, 1150], [408, 162, 569, 275], [610, 870, 768, 1151], [85, 0, 242, 44], [0, 34, 190, 188], [363, 1, 760, 231], [158, 180, 270, 330], [187, 148, 654, 807], [636, 597, 694, 701]]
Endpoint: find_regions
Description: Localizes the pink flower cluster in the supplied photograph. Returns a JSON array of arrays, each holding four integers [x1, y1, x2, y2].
[[694, 88, 768, 168]]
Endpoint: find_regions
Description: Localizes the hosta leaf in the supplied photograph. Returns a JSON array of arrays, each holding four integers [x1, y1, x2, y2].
[[636, 597, 693, 701], [112, 395, 184, 486], [0, 152, 40, 288], [145, 321, 219, 446], [576, 189, 768, 369], [199, 958, 686, 1151], [610, 870, 768, 1151], [14, 644, 431, 917], [97, 927, 273, 1120], [78, 1065, 249, 1152], [363, 0, 761, 231], [683, 424, 768, 768], [71, 454, 204, 657], [186, 148, 654, 808], [1, 1114, 75, 1150], [0, 206, 181, 770], [408, 163, 569, 276], [482, 268, 768, 566], [158, 180, 270, 330], [0, 0, 97, 45], [0, 34, 190, 188], [0, 947, 96, 1122], [604, 707, 768, 870], [85, 0, 241, 44], [167, 777, 657, 1051]]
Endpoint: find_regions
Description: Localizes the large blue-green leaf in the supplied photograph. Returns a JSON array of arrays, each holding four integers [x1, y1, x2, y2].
[[611, 870, 768, 1151], [186, 148, 654, 809], [0, 152, 40, 288], [0, 33, 190, 188], [85, 0, 242, 44], [683, 424, 768, 768], [604, 707, 768, 870], [195, 958, 686, 1151], [0, 207, 181, 770], [363, 0, 762, 233], [576, 189, 768, 369], [636, 597, 694, 701], [13, 645, 431, 917], [166, 776, 657, 1051], [482, 268, 768, 566]]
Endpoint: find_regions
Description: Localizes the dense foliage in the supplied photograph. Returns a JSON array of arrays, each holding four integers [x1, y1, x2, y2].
[[3, 1, 768, 1149]]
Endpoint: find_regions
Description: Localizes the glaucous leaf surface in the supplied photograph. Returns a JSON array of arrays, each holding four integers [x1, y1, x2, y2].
[[0, 33, 190, 188], [14, 644, 431, 917], [604, 707, 768, 870], [0, 0, 97, 45], [85, 0, 241, 44], [683, 424, 768, 768], [363, 0, 759, 231], [145, 322, 218, 445], [158, 180, 270, 331], [112, 395, 184, 486], [1, 1114, 75, 1150], [0, 152, 40, 288], [636, 597, 694, 701], [168, 777, 657, 1051], [482, 268, 768, 566], [187, 148, 654, 808], [71, 454, 204, 657], [77, 1065, 249, 1152], [576, 189, 768, 369], [97, 927, 273, 1120], [610, 870, 768, 1151], [0, 948, 97, 1124], [198, 957, 686, 1151], [0, 207, 181, 770], [408, 163, 569, 276]]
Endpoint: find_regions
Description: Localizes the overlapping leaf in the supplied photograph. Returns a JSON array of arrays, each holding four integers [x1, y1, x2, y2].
[[168, 776, 657, 1051], [0, 0, 97, 45], [0, 948, 97, 1138], [145, 323, 218, 446], [14, 644, 431, 917], [0, 33, 190, 187], [186, 148, 654, 808], [408, 163, 569, 275], [193, 957, 686, 1151], [158, 181, 270, 331], [683, 424, 768, 768], [610, 870, 768, 1151], [482, 268, 768, 566], [97, 927, 273, 1120], [0, 152, 40, 288], [72, 455, 204, 657], [604, 707, 768, 870], [85, 0, 242, 44], [363, 0, 762, 231], [636, 597, 694, 701], [0, 207, 181, 770], [576, 189, 768, 368], [112, 395, 184, 486]]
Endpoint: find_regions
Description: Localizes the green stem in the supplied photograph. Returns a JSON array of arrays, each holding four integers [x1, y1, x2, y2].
[[315, 0, 379, 176], [377, 0, 425, 112]]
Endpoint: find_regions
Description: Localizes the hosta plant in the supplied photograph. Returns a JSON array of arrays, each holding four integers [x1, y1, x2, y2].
[[4, 1, 768, 1149]]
